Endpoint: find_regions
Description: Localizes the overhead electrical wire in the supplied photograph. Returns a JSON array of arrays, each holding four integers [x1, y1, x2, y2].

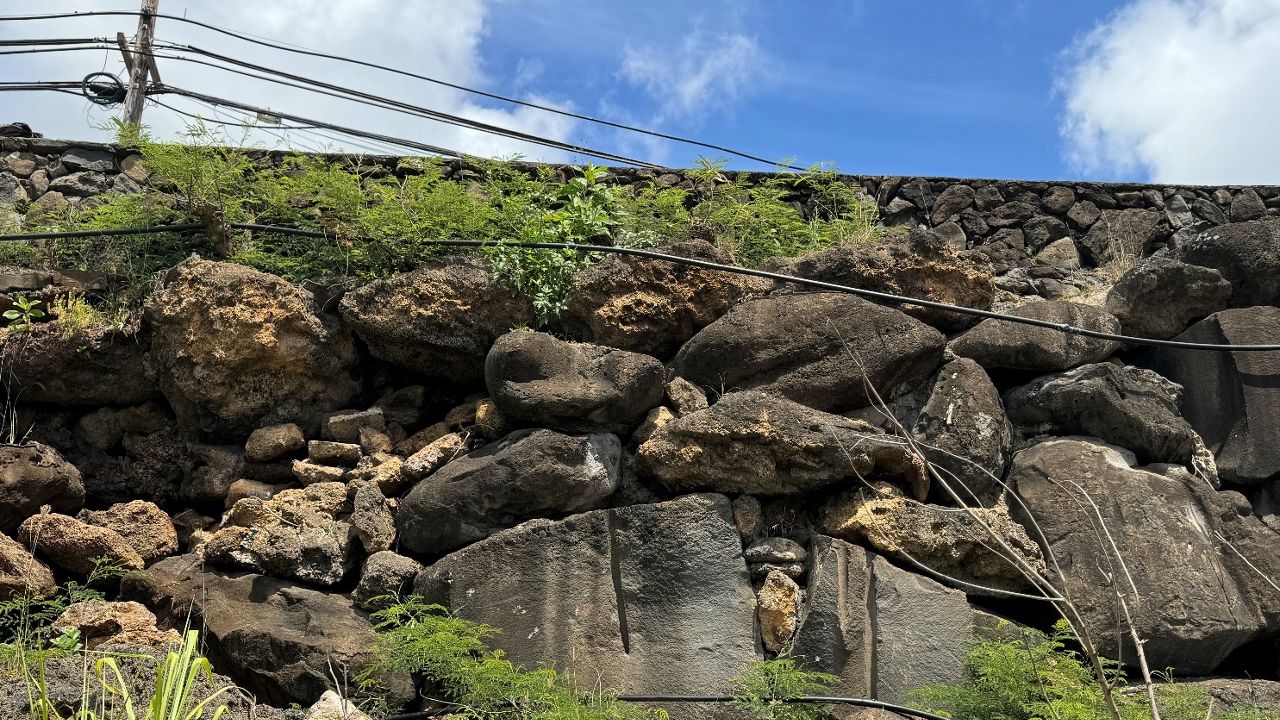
[[0, 221, 1277, 353], [0, 9, 804, 170]]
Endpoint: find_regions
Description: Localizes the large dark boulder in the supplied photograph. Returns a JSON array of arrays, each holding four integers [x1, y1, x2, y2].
[[1141, 307, 1280, 484], [413, 494, 759, 702], [485, 331, 664, 433], [673, 293, 945, 412], [1009, 438, 1263, 673], [1079, 208, 1162, 265], [560, 240, 767, 357], [1005, 363, 1210, 474], [907, 357, 1011, 502], [950, 301, 1121, 371], [0, 323, 158, 406], [0, 442, 84, 533], [340, 258, 533, 383], [1180, 218, 1280, 307], [123, 555, 412, 707], [764, 241, 995, 331], [636, 391, 926, 497], [1103, 256, 1232, 339], [793, 536, 996, 704], [146, 259, 357, 438], [397, 429, 621, 556]]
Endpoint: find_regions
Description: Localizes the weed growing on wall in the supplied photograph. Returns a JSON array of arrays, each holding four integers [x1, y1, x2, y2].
[[8, 121, 891, 322], [910, 621, 1270, 720], [730, 659, 838, 720]]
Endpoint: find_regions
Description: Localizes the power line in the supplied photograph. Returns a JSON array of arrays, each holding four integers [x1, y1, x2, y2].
[[0, 9, 805, 170], [1, 221, 1277, 353]]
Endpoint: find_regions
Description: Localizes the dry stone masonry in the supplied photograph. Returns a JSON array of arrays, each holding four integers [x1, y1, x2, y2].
[[3, 137, 1280, 716]]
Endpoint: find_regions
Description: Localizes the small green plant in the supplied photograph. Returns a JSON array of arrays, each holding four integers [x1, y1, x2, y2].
[[910, 621, 1269, 720], [360, 595, 667, 720], [730, 659, 838, 720], [50, 292, 102, 338], [3, 296, 45, 332]]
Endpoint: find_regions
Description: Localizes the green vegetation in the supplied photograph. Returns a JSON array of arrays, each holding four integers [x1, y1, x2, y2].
[[2, 297, 45, 333], [730, 659, 838, 720], [3, 121, 890, 324], [359, 595, 667, 720], [911, 621, 1269, 720]]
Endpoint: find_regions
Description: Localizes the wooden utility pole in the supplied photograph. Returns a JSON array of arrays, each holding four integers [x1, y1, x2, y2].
[[121, 0, 159, 126]]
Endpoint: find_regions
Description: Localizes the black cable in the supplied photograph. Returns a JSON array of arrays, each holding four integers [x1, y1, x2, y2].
[[383, 696, 947, 720], [0, 9, 804, 170], [1, 221, 1277, 353], [0, 36, 105, 46], [129, 43, 665, 167], [150, 97, 323, 132]]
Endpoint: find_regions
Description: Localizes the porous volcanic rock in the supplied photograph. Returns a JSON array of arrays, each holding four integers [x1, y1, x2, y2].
[[413, 494, 758, 701], [1005, 363, 1210, 474], [0, 531, 56, 600], [1103, 256, 1232, 339], [560, 240, 766, 357], [52, 600, 180, 649], [203, 482, 356, 586], [18, 512, 144, 576], [820, 482, 1045, 597], [1179, 218, 1280, 307], [949, 301, 1121, 371], [673, 293, 945, 412], [757, 570, 801, 653], [339, 257, 533, 382], [146, 259, 357, 438], [397, 429, 621, 556], [636, 391, 927, 497], [0, 442, 85, 533], [354, 551, 422, 611], [0, 323, 158, 406], [485, 331, 665, 433], [124, 554, 412, 707], [908, 357, 1012, 503], [80, 500, 178, 565], [764, 240, 996, 331], [1009, 439, 1263, 673], [244, 423, 306, 463], [1079, 208, 1162, 265], [1141, 307, 1280, 484]]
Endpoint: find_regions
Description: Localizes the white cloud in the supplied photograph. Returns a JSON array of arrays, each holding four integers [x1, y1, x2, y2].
[[0, 0, 578, 161], [1059, 0, 1280, 184], [621, 29, 763, 122]]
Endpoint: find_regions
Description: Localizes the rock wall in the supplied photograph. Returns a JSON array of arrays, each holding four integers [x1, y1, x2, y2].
[[3, 137, 1280, 717]]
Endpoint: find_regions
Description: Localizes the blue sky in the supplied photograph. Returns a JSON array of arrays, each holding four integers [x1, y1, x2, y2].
[[5, 1, 1280, 183]]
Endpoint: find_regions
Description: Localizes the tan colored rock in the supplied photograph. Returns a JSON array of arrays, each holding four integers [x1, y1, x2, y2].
[[81, 500, 178, 565], [18, 513, 144, 576], [347, 454, 406, 496], [820, 482, 1046, 597], [359, 427, 394, 455], [307, 690, 373, 720], [244, 423, 306, 463], [631, 406, 674, 447], [757, 569, 801, 653], [665, 377, 708, 416], [394, 421, 450, 456], [292, 459, 347, 486], [402, 432, 469, 482], [225, 478, 290, 507], [52, 600, 180, 649], [0, 442, 86, 533], [0, 532, 56, 600], [350, 481, 395, 553], [204, 482, 355, 586], [472, 399, 513, 441], [307, 440, 362, 467]]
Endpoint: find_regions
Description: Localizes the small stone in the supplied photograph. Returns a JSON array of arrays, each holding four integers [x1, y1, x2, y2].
[[750, 562, 805, 579], [631, 406, 674, 447], [307, 690, 374, 720], [308, 440, 362, 467], [350, 481, 395, 554], [1230, 189, 1266, 222], [170, 510, 216, 548], [394, 421, 449, 456], [347, 454, 406, 496], [1042, 186, 1076, 214], [359, 426, 394, 455], [244, 423, 306, 463], [80, 500, 178, 565], [732, 495, 764, 541], [60, 148, 115, 172], [1035, 237, 1081, 270], [402, 432, 469, 482], [444, 400, 479, 428], [324, 408, 386, 443], [757, 570, 801, 653], [473, 399, 513, 440], [53, 600, 179, 650], [48, 171, 110, 196], [292, 460, 347, 486], [119, 153, 150, 183], [183, 446, 243, 505], [1066, 200, 1101, 229], [666, 377, 708, 416], [354, 551, 423, 611], [0, 532, 56, 600], [744, 536, 808, 564], [225, 478, 289, 507], [4, 151, 38, 177]]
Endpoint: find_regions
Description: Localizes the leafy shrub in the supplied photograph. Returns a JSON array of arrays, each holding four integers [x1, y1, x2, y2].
[[1, 296, 44, 332], [911, 621, 1270, 720], [730, 659, 838, 720], [49, 293, 101, 338]]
